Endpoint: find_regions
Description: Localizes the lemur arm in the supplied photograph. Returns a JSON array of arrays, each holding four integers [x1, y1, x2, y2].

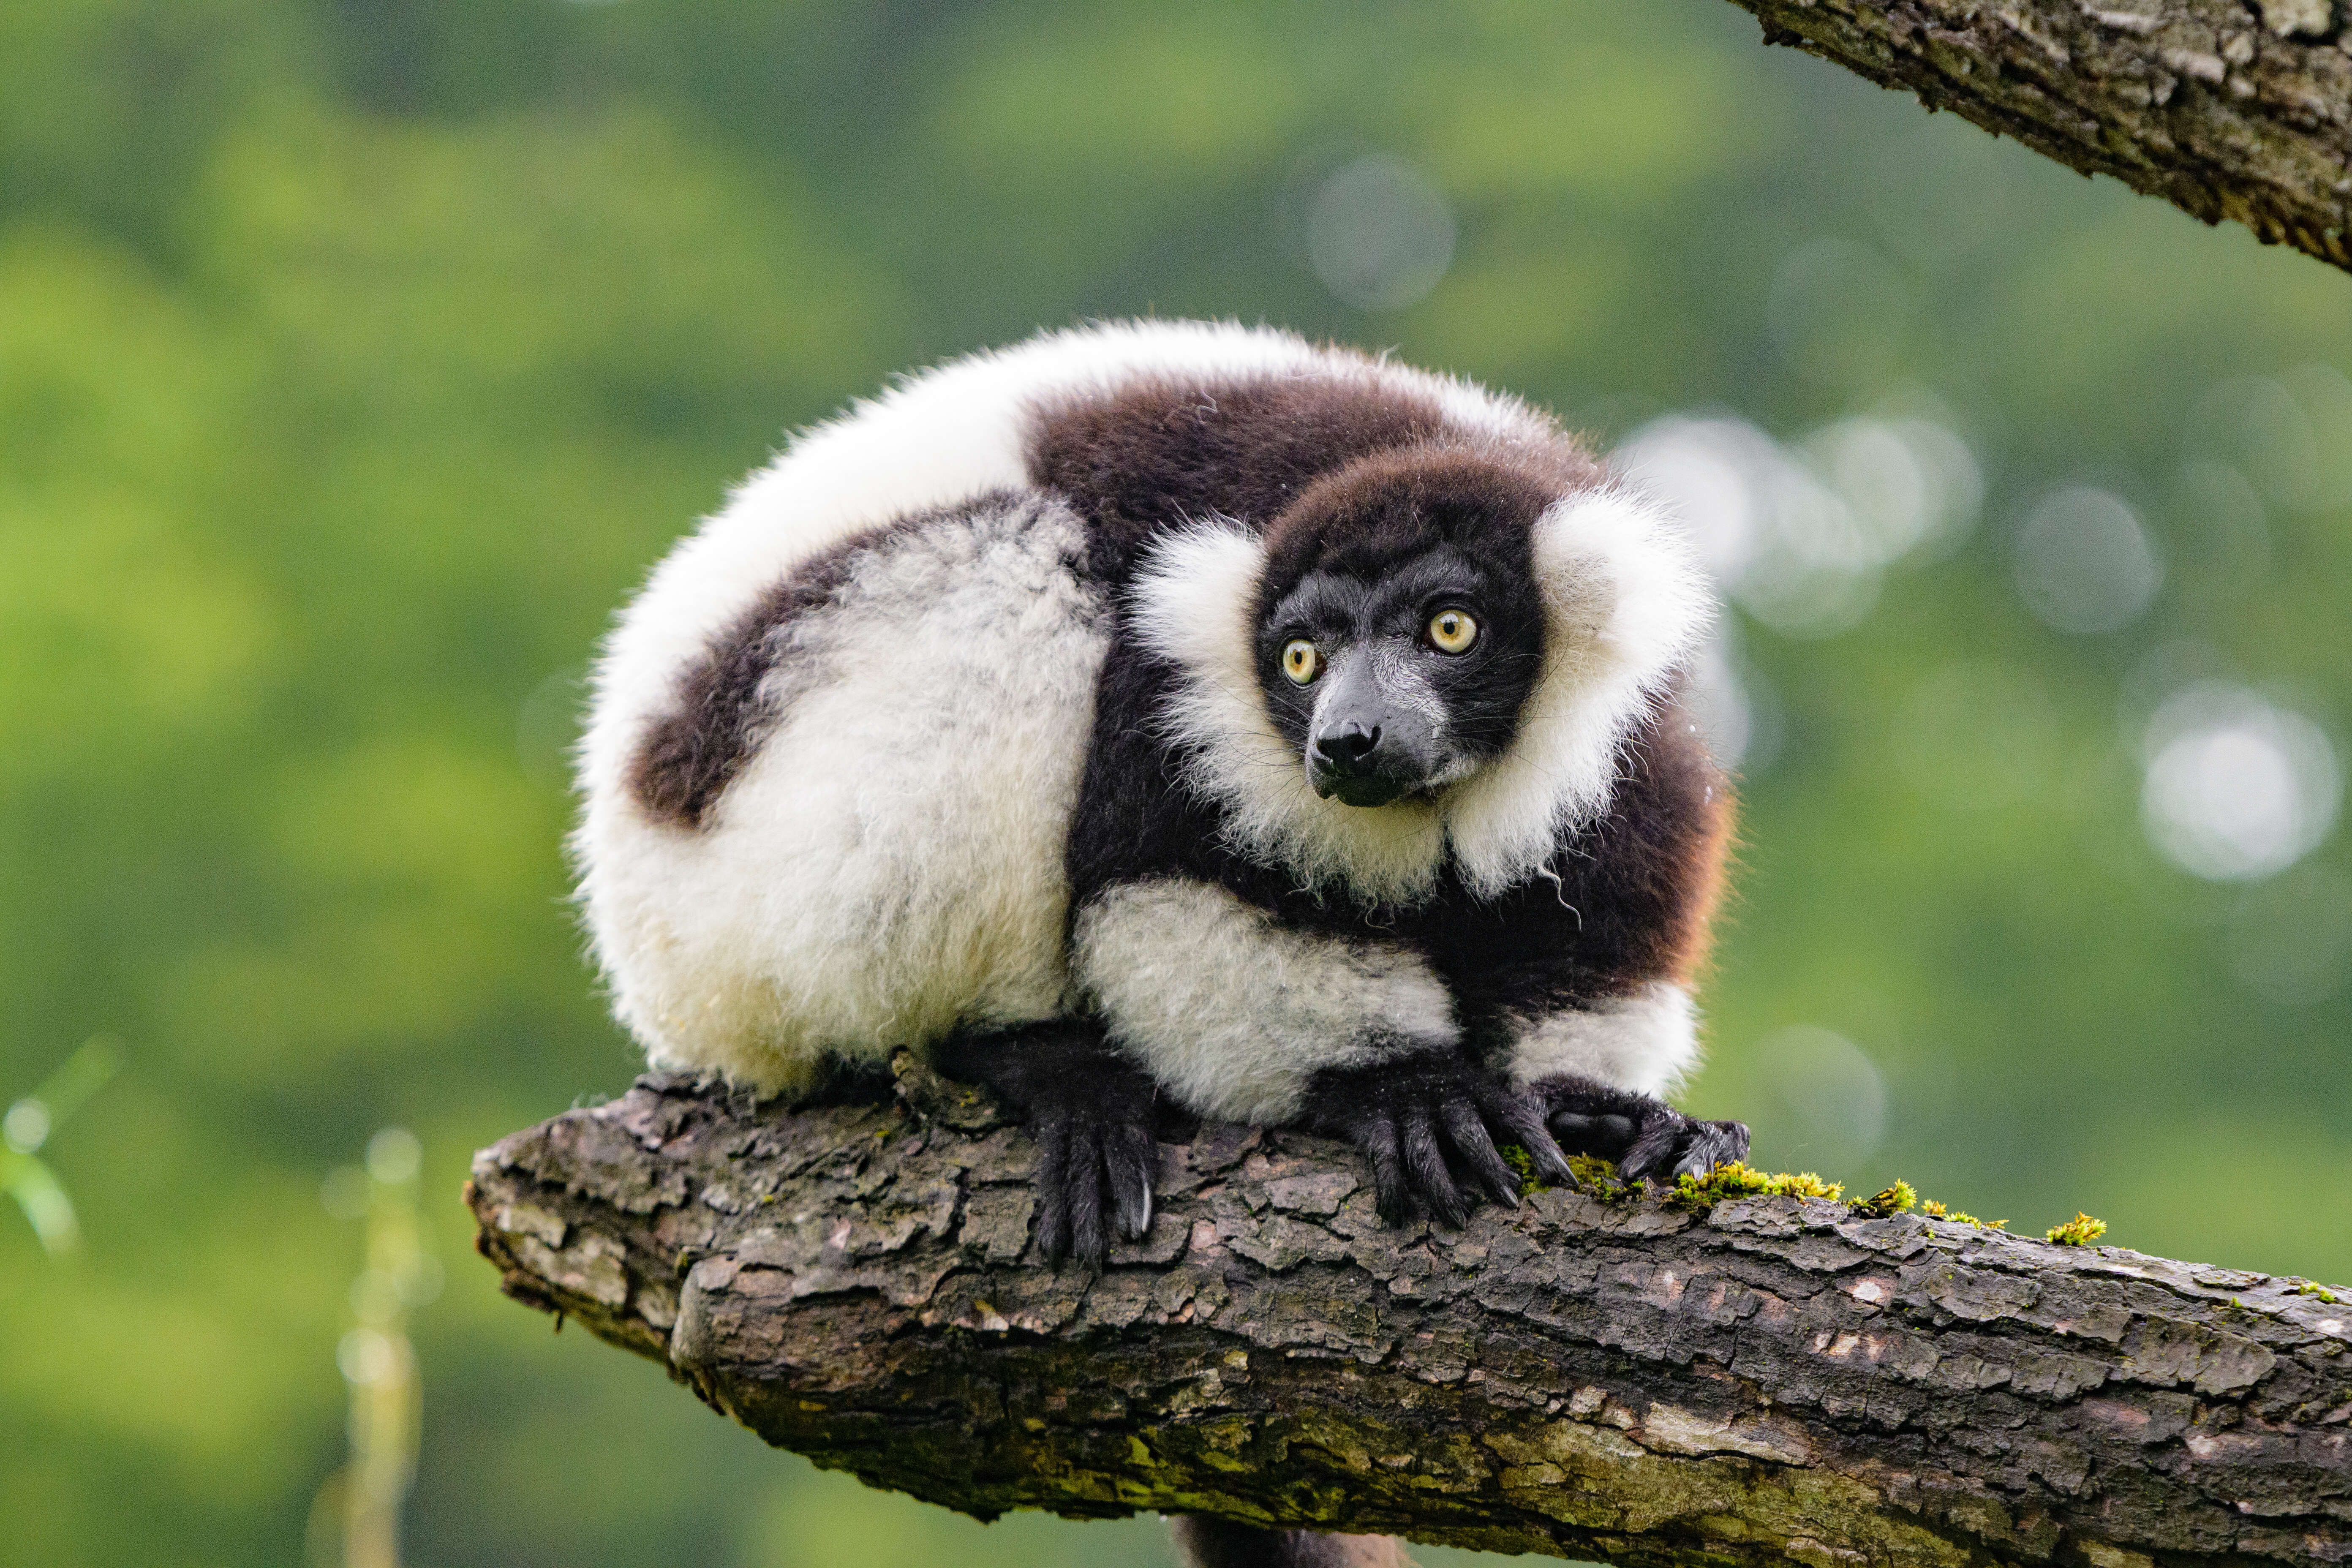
[[1071, 876, 1572, 1225]]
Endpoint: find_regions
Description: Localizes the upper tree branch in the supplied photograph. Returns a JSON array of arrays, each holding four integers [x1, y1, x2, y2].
[[1720, 0, 2352, 271], [467, 1064, 2352, 1565]]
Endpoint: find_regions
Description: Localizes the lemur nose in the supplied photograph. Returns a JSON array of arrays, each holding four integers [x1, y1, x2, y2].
[[1315, 723, 1382, 765]]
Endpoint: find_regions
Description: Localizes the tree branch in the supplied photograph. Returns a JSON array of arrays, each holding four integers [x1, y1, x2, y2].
[[1718, 0, 2352, 272], [467, 1064, 2352, 1565]]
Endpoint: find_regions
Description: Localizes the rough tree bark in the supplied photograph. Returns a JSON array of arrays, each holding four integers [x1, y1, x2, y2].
[[1717, 0, 2352, 272], [466, 1062, 2352, 1565]]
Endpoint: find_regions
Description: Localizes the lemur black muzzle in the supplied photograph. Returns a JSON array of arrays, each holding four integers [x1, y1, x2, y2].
[[1306, 650, 1440, 808]]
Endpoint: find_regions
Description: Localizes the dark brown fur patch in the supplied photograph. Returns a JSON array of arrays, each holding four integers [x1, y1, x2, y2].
[[1026, 368, 1453, 580], [1493, 684, 1733, 1004]]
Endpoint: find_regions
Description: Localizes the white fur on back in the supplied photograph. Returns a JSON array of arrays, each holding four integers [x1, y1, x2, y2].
[[1505, 983, 1699, 1097], [1071, 878, 1458, 1123], [1131, 486, 1711, 905], [577, 496, 1106, 1094]]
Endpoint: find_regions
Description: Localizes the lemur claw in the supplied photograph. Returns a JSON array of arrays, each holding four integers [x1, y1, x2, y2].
[[1304, 1056, 1573, 1227], [1533, 1073, 1749, 1185]]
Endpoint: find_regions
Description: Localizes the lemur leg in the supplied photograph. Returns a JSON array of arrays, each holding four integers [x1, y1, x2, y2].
[[1301, 1054, 1572, 1228], [931, 1019, 1157, 1267], [1535, 1073, 1749, 1183], [1168, 1516, 1415, 1568]]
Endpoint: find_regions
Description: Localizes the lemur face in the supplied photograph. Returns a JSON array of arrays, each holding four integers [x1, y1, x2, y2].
[[1254, 454, 1553, 809]]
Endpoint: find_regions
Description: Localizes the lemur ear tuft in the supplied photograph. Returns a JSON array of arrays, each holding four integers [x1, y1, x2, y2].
[[1129, 517, 1268, 676], [1440, 482, 1713, 899]]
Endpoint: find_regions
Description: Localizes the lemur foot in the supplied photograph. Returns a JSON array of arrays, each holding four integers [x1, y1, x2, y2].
[[1302, 1055, 1574, 1227], [1530, 1074, 1749, 1184], [931, 1023, 1157, 1268]]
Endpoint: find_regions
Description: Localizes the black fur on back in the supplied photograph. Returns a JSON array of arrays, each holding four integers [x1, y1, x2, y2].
[[1431, 685, 1731, 1038]]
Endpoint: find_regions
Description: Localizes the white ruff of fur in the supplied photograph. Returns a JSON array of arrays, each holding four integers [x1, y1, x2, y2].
[[1505, 983, 1699, 1097], [1444, 484, 1714, 900], [1130, 486, 1711, 906], [1073, 878, 1458, 1123]]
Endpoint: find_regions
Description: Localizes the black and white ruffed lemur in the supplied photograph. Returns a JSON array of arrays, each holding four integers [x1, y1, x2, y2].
[[580, 318, 1745, 1266], [580, 320, 1748, 1568]]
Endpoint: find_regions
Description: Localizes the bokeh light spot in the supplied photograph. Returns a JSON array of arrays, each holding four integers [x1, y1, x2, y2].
[[3, 1098, 52, 1154], [1304, 154, 1456, 311], [2012, 485, 2161, 634], [1620, 406, 1978, 640], [1754, 1025, 1887, 1170], [2140, 683, 2340, 881], [366, 1127, 423, 1185]]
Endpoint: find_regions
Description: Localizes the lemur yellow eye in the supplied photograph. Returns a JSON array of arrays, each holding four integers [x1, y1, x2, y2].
[[1280, 639, 1323, 685], [1427, 609, 1478, 653]]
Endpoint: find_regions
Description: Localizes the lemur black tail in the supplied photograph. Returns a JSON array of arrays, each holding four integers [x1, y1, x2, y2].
[[1168, 1516, 1413, 1567]]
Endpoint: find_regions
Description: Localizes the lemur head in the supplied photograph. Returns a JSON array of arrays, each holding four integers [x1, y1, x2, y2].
[[1252, 448, 1558, 808], [1133, 428, 1707, 904]]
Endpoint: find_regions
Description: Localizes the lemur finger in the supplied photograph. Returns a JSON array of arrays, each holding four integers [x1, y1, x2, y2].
[[1442, 1096, 1522, 1208], [1034, 1115, 1074, 1264], [1106, 1119, 1157, 1240], [1356, 1115, 1411, 1225], [1065, 1125, 1111, 1268], [1676, 1118, 1749, 1176], [1401, 1107, 1467, 1228], [1480, 1083, 1575, 1185]]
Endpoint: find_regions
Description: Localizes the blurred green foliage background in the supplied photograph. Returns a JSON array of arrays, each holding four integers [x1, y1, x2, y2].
[[4, 2, 2349, 1564]]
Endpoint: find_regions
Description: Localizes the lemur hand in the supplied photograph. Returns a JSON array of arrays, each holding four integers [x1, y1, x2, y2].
[[1302, 1054, 1574, 1227], [931, 1023, 1158, 1268], [1530, 1073, 1749, 1183]]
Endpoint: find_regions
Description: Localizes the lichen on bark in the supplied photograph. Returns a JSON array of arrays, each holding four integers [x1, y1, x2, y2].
[[468, 1062, 2352, 1565]]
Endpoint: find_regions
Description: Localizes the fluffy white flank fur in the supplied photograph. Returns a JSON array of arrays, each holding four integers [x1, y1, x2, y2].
[[578, 496, 1107, 1094], [1131, 484, 1711, 906], [1072, 878, 1459, 1123], [1504, 983, 1699, 1097]]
